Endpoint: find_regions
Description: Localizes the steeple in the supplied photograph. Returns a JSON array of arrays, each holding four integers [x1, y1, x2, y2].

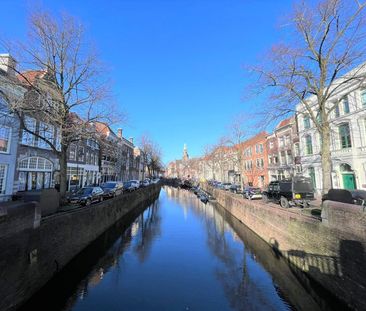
[[183, 143, 189, 161]]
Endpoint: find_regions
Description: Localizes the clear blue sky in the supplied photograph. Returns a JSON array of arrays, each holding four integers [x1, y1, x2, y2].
[[0, 0, 297, 164]]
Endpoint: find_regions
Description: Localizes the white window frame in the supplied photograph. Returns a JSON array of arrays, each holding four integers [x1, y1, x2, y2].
[[21, 116, 36, 146], [0, 164, 8, 195], [38, 122, 54, 150], [0, 126, 11, 154]]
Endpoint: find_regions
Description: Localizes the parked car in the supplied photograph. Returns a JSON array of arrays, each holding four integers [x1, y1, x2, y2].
[[322, 188, 366, 206], [100, 182, 124, 198], [222, 183, 232, 191], [141, 179, 150, 187], [230, 184, 241, 194], [124, 181, 137, 192], [262, 176, 315, 208], [130, 180, 140, 189], [243, 187, 262, 200], [68, 186, 104, 206]]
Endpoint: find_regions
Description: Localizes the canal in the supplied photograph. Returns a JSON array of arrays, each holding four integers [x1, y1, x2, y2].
[[20, 187, 344, 311]]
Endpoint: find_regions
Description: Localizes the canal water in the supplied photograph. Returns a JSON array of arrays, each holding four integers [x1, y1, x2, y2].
[[20, 187, 344, 311]]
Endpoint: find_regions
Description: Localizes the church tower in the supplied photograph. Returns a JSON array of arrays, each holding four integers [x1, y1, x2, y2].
[[183, 143, 189, 161]]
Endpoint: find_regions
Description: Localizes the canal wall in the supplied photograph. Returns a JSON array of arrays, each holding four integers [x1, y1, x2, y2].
[[203, 184, 366, 311], [0, 184, 161, 311]]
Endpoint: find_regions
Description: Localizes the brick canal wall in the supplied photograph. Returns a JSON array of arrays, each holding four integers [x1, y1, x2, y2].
[[0, 184, 161, 311], [203, 184, 366, 311]]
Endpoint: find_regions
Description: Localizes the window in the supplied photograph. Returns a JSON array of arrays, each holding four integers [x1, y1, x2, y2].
[[86, 151, 90, 164], [334, 103, 340, 118], [339, 123, 352, 149], [78, 146, 84, 162], [0, 126, 11, 153], [287, 150, 293, 164], [69, 144, 76, 160], [343, 96, 350, 114], [21, 117, 36, 146], [55, 129, 61, 151], [284, 135, 290, 146], [256, 158, 264, 168], [38, 122, 54, 149], [305, 135, 313, 155], [303, 115, 310, 129], [279, 136, 284, 147], [0, 95, 11, 116], [0, 164, 7, 194], [259, 144, 263, 153], [308, 167, 316, 189], [269, 141, 274, 149], [316, 113, 322, 124], [361, 90, 366, 107], [280, 151, 286, 165], [294, 143, 300, 157]]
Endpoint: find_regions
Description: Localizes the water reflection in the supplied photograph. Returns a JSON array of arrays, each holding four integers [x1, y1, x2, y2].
[[20, 187, 341, 311]]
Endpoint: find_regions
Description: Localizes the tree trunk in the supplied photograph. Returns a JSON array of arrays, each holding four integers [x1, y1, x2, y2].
[[59, 146, 68, 202], [321, 125, 332, 194]]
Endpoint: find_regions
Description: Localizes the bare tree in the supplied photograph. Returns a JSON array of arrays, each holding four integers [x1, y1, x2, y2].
[[252, 0, 366, 193], [211, 137, 230, 182], [3, 11, 118, 200], [224, 114, 252, 187], [139, 134, 163, 178]]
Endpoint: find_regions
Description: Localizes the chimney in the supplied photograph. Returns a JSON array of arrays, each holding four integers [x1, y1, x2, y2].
[[117, 128, 123, 139], [129, 137, 134, 144], [0, 54, 17, 77]]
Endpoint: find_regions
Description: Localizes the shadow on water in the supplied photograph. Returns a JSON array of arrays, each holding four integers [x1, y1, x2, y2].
[[166, 187, 352, 311], [18, 196, 161, 311]]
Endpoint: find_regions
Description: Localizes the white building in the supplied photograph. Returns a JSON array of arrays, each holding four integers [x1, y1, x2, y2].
[[297, 67, 366, 194]]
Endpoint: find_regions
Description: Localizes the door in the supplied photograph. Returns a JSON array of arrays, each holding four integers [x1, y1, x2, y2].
[[28, 172, 37, 190], [342, 173, 356, 190]]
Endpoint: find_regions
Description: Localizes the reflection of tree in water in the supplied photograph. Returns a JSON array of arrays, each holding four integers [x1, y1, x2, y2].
[[61, 200, 162, 310], [132, 200, 162, 262], [166, 187, 289, 311], [204, 207, 283, 311]]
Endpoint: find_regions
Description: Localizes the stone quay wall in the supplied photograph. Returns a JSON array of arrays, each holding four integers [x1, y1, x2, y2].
[[203, 184, 366, 311], [0, 184, 161, 311]]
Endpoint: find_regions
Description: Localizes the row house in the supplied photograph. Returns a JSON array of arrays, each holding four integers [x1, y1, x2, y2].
[[95, 123, 137, 183], [0, 54, 26, 201], [267, 117, 301, 182], [133, 147, 146, 181], [297, 70, 366, 194], [15, 69, 61, 192], [66, 137, 100, 190], [242, 131, 269, 188], [117, 131, 135, 181], [0, 53, 147, 201]]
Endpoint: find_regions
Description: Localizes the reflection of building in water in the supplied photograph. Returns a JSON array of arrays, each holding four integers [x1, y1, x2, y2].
[[165, 186, 234, 237], [131, 222, 139, 237], [89, 268, 104, 287]]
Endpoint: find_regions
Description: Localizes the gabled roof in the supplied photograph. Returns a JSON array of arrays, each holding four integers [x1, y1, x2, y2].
[[276, 116, 293, 130], [94, 121, 112, 136], [17, 70, 47, 85]]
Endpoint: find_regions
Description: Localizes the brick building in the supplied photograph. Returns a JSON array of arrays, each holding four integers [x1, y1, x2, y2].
[[242, 131, 269, 188]]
